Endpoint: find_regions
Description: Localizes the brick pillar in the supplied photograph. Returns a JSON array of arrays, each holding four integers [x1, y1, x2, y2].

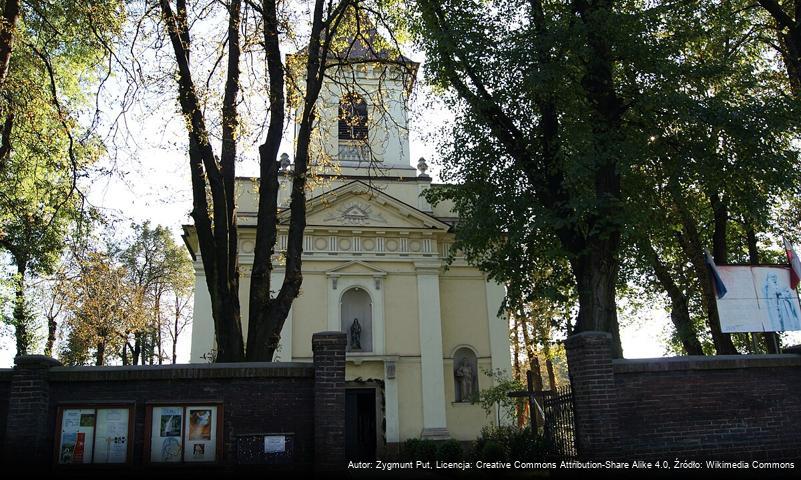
[[564, 331, 619, 459], [5, 355, 61, 465], [312, 331, 346, 471]]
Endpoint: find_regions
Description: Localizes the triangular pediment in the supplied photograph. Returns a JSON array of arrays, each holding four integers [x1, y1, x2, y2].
[[326, 261, 387, 276], [278, 181, 450, 231]]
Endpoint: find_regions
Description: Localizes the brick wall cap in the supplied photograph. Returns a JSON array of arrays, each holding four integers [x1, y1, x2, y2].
[[613, 353, 801, 373], [47, 361, 315, 382], [565, 331, 613, 348], [312, 331, 347, 347], [14, 355, 62, 369]]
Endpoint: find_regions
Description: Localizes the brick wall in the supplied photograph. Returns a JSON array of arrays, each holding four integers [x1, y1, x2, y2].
[[566, 331, 801, 461], [0, 370, 10, 449], [1, 331, 347, 472]]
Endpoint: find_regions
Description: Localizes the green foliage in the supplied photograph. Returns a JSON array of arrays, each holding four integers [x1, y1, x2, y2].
[[404, 0, 801, 352], [400, 438, 438, 462], [56, 222, 194, 365], [472, 426, 547, 462], [476, 368, 525, 423], [436, 439, 464, 462], [0, 1, 124, 355]]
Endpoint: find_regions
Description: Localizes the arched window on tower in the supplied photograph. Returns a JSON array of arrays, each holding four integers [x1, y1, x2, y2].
[[338, 93, 368, 162], [341, 287, 372, 352], [453, 347, 478, 402]]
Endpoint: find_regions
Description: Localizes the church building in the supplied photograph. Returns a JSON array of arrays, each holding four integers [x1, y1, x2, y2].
[[184, 28, 512, 458]]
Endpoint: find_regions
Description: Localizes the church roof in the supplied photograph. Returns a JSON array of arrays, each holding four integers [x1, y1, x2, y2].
[[288, 11, 418, 68], [328, 25, 415, 65]]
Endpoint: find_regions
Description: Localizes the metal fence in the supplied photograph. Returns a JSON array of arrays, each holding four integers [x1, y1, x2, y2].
[[543, 385, 578, 459]]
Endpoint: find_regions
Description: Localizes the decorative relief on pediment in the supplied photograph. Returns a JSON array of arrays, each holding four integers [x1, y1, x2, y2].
[[323, 202, 386, 225]]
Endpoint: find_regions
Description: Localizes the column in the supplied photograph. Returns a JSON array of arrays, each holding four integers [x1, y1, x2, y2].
[[313, 331, 347, 471], [190, 264, 214, 362], [415, 262, 450, 440], [4, 355, 61, 466], [486, 280, 514, 426]]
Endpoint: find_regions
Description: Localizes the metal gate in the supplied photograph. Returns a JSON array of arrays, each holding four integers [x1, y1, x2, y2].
[[542, 386, 578, 458]]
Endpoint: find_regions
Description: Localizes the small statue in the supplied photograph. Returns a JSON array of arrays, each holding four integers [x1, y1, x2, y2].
[[455, 359, 474, 402], [350, 318, 362, 350]]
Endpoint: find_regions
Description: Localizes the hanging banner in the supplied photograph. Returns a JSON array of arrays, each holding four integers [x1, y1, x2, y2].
[[716, 265, 801, 333]]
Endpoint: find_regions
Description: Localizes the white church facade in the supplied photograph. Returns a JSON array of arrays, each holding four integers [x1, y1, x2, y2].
[[183, 29, 512, 456]]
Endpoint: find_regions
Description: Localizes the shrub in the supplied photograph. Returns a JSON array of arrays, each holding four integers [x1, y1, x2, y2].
[[401, 438, 421, 461], [472, 425, 547, 461], [480, 440, 505, 461], [437, 439, 464, 462], [417, 439, 438, 463]]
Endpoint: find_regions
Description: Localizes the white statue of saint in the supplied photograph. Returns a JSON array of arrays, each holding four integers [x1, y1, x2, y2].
[[455, 359, 474, 402]]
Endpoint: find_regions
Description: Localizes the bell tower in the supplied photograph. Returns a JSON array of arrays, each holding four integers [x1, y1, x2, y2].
[[290, 23, 419, 176]]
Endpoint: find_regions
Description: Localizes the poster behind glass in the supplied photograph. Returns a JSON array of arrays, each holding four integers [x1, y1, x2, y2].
[[183, 406, 217, 462], [150, 406, 184, 463], [58, 408, 96, 464], [93, 408, 129, 463]]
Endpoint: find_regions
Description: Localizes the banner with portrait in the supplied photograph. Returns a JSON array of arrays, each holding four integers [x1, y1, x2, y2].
[[716, 265, 801, 333]]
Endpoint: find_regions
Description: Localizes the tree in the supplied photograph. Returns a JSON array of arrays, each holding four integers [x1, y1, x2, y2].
[[623, 0, 800, 355], [167, 288, 192, 363], [411, 0, 653, 357], [119, 221, 193, 365], [149, 0, 409, 361], [0, 1, 123, 355], [410, 1, 801, 357], [58, 249, 148, 366]]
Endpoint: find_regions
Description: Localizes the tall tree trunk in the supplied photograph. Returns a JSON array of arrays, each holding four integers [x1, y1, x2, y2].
[[569, 0, 626, 358], [545, 359, 556, 390], [640, 239, 704, 355], [671, 190, 738, 355], [45, 314, 56, 357], [155, 291, 163, 364], [247, 0, 349, 360], [173, 298, 180, 363], [0, 0, 20, 87], [512, 315, 522, 380], [709, 192, 728, 264], [96, 341, 105, 366], [133, 334, 141, 365], [160, 0, 245, 362]]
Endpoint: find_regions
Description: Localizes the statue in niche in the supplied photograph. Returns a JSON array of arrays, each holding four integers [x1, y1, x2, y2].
[[350, 318, 362, 350], [455, 358, 475, 402]]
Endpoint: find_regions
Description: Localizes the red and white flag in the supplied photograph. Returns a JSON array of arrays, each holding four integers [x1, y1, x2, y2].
[[784, 238, 801, 290]]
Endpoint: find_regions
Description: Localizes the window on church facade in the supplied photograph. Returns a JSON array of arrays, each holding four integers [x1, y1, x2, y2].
[[338, 94, 368, 162], [338, 93, 368, 140], [453, 347, 478, 403], [341, 287, 372, 352]]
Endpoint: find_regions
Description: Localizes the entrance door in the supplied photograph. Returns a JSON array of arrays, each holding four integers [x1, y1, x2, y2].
[[345, 388, 377, 460]]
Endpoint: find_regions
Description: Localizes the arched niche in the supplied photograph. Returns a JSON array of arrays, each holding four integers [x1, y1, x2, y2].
[[453, 346, 478, 403], [341, 287, 373, 352]]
